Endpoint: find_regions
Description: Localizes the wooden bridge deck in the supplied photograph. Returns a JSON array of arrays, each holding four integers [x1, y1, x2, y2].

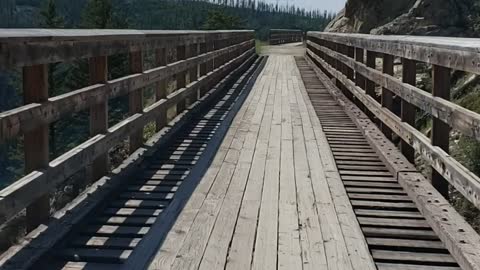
[[3, 33, 480, 270], [145, 54, 375, 270]]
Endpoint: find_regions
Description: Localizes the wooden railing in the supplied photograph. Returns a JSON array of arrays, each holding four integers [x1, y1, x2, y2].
[[307, 32, 480, 270], [0, 29, 255, 233], [269, 29, 303, 45]]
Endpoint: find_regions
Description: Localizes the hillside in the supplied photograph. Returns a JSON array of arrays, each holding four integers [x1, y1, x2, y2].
[[326, 0, 480, 232], [326, 0, 475, 37], [1, 0, 333, 39]]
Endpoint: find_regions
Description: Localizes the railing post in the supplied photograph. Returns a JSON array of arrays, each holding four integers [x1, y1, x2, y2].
[[381, 54, 394, 140], [432, 65, 451, 199], [355, 47, 366, 112], [199, 41, 208, 97], [89, 56, 109, 183], [366, 51, 376, 98], [355, 48, 365, 89], [129, 50, 144, 153], [334, 43, 344, 91], [176, 45, 187, 113], [401, 58, 417, 163], [155, 47, 168, 132], [23, 64, 50, 232], [189, 42, 199, 103]]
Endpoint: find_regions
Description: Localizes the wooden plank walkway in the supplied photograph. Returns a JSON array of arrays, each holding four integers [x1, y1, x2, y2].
[[146, 55, 375, 270]]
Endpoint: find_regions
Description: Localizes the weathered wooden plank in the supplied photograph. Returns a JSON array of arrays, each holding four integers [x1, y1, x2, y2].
[[23, 64, 50, 232], [401, 58, 416, 163], [0, 30, 253, 68], [0, 48, 256, 225], [290, 67, 328, 269], [277, 67, 302, 269], [307, 48, 480, 211], [308, 41, 480, 142], [146, 55, 264, 270], [198, 61, 269, 270], [308, 32, 480, 75], [225, 74, 271, 270], [155, 47, 168, 132], [89, 55, 109, 183], [431, 65, 451, 199], [252, 57, 282, 270], [306, 53, 480, 270], [295, 57, 376, 270], [0, 40, 254, 143]]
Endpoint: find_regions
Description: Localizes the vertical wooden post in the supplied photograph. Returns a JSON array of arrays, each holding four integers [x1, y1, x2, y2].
[[334, 43, 343, 91], [89, 56, 109, 183], [23, 64, 50, 232], [189, 43, 199, 103], [355, 48, 365, 89], [176, 45, 187, 114], [381, 54, 394, 140], [155, 47, 168, 132], [346, 46, 355, 81], [366, 51, 376, 98], [401, 58, 417, 163], [355, 47, 366, 112], [432, 65, 451, 199], [200, 42, 207, 97], [207, 36, 215, 73], [129, 50, 144, 153]]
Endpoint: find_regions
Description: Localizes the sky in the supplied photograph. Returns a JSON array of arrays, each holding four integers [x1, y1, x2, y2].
[[265, 0, 346, 12]]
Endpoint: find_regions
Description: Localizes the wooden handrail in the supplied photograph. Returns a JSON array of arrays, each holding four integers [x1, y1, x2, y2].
[[0, 29, 255, 233], [308, 32, 480, 74], [0, 30, 252, 68], [269, 29, 303, 45], [306, 31, 480, 270]]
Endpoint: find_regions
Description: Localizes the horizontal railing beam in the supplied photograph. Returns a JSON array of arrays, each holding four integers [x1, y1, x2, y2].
[[307, 40, 480, 141], [0, 46, 255, 224], [0, 40, 255, 143], [0, 30, 253, 68], [308, 32, 480, 75]]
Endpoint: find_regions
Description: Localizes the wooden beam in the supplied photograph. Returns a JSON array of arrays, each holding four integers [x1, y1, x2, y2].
[[307, 49, 480, 210], [366, 51, 376, 98], [89, 56, 109, 183], [129, 50, 144, 153], [0, 40, 254, 144], [432, 64, 451, 199], [189, 43, 199, 104], [0, 30, 254, 68], [307, 32, 480, 75], [355, 48, 365, 89], [176, 45, 187, 114], [401, 58, 416, 163], [307, 52, 480, 270], [23, 64, 50, 232], [155, 47, 168, 132], [0, 48, 255, 228], [308, 40, 480, 142], [381, 54, 394, 140]]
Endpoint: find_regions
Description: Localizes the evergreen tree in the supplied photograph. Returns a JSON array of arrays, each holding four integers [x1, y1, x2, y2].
[[204, 9, 244, 29], [41, 0, 67, 158]]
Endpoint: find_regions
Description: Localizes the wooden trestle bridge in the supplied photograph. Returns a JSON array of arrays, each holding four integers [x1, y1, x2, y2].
[[1, 29, 480, 270]]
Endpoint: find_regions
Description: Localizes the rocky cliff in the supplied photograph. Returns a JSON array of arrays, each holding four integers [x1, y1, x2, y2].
[[326, 0, 474, 36]]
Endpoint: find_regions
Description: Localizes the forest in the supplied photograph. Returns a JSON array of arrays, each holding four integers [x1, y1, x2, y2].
[[0, 0, 333, 188]]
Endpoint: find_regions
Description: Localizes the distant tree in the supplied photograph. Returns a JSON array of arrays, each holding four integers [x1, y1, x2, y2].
[[41, 0, 64, 28], [204, 9, 244, 29], [41, 0, 66, 157], [82, 0, 112, 28]]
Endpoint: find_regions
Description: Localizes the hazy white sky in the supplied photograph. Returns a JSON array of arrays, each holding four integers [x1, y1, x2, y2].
[[266, 0, 346, 12]]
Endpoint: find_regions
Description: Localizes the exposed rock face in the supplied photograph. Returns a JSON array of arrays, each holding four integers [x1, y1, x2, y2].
[[326, 0, 473, 36]]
